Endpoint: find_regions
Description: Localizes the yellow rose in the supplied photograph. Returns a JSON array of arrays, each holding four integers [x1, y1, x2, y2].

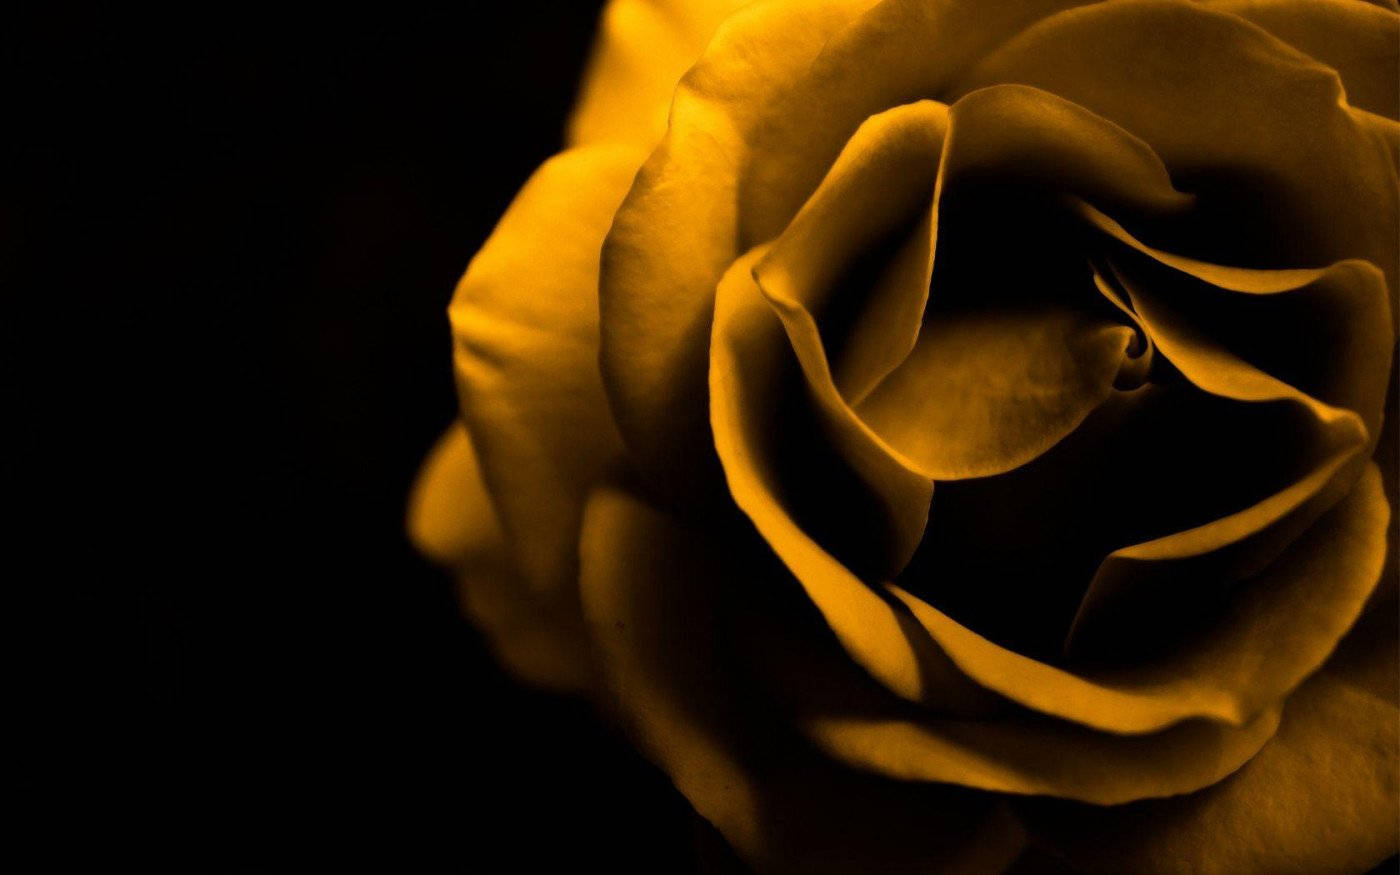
[[410, 0, 1400, 870]]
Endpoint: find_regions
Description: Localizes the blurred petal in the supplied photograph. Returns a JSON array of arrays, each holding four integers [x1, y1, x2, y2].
[[406, 422, 593, 692], [578, 485, 1028, 875], [1203, 0, 1399, 118], [1021, 601, 1400, 873], [452, 143, 644, 596], [567, 0, 750, 148], [453, 562, 597, 694], [406, 422, 497, 566]]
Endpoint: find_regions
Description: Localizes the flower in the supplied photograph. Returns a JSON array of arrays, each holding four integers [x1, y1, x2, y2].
[[409, 1, 1400, 870]]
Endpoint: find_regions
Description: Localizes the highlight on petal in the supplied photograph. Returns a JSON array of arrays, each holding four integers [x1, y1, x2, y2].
[[567, 0, 750, 148], [451, 143, 644, 597], [577, 484, 1028, 875], [598, 0, 880, 498], [406, 422, 594, 692], [855, 309, 1134, 480], [1020, 599, 1400, 873], [752, 99, 948, 404]]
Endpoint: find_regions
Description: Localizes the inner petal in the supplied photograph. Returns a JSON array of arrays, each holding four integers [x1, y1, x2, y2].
[[759, 85, 1193, 485], [896, 380, 1333, 661], [856, 307, 1134, 480]]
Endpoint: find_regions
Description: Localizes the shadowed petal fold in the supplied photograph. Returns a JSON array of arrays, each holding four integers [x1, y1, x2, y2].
[[578, 485, 1028, 875]]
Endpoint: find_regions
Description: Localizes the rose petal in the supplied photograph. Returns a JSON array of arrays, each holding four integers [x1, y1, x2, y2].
[[755, 85, 1193, 482], [753, 99, 948, 404], [805, 707, 1280, 807], [855, 309, 1135, 480], [1064, 206, 1391, 655], [453, 560, 597, 695], [1079, 201, 1394, 441], [729, 569, 1282, 807], [1020, 600, 1400, 873], [598, 0, 894, 498], [718, 246, 935, 584], [887, 464, 1388, 735], [1358, 107, 1400, 175], [1202, 0, 1399, 119], [718, 298, 1389, 735], [566, 0, 750, 148], [712, 246, 949, 702], [955, 0, 1398, 292], [935, 84, 1193, 216], [451, 144, 643, 596], [406, 422, 498, 567], [406, 422, 594, 692], [731, 555, 1282, 806], [900, 382, 1335, 648], [737, 0, 1098, 245], [577, 485, 1029, 875]]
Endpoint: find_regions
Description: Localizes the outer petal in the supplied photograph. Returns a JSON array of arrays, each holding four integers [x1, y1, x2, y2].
[[577, 485, 1028, 875], [737, 0, 1098, 245], [451, 143, 644, 596], [1202, 0, 1399, 119], [406, 423, 593, 692], [727, 564, 1284, 807], [407, 423, 498, 567], [955, 0, 1398, 292], [567, 0, 751, 148], [1020, 598, 1400, 873], [752, 99, 949, 406], [598, 0, 877, 498]]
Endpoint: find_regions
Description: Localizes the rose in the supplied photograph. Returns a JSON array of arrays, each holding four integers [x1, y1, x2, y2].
[[409, 0, 1400, 871]]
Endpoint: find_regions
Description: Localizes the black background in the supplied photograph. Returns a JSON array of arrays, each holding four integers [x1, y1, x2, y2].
[[14, 2, 729, 870], [14, 3, 1397, 872]]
